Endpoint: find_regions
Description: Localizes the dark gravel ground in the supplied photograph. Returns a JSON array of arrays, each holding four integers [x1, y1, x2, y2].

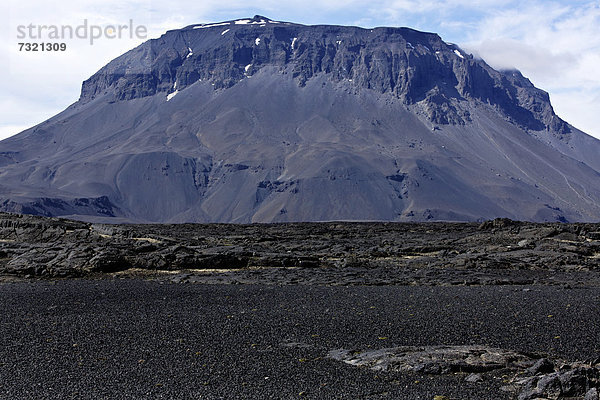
[[1, 280, 599, 399]]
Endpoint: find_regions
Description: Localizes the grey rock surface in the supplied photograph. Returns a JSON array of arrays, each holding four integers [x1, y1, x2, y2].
[[330, 345, 600, 400], [0, 17, 600, 223], [328, 345, 536, 374], [586, 388, 600, 400], [527, 358, 555, 375], [465, 373, 483, 383]]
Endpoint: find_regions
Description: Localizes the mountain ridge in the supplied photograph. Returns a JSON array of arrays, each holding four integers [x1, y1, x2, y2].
[[0, 17, 599, 223], [79, 15, 568, 135]]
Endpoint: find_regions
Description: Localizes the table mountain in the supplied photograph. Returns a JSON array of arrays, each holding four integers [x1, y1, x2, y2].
[[1, 16, 599, 223]]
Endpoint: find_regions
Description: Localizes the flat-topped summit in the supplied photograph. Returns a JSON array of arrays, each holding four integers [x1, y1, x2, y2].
[[79, 17, 567, 135]]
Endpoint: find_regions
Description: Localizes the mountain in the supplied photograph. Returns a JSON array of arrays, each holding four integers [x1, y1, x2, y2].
[[1, 15, 600, 223]]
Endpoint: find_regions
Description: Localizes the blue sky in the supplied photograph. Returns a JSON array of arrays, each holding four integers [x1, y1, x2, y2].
[[1, 0, 599, 139]]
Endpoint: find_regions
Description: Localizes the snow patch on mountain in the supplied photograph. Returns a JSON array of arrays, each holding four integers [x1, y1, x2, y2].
[[194, 22, 229, 29], [166, 90, 179, 101]]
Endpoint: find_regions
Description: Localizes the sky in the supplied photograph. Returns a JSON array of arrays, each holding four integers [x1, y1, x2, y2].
[[1, 0, 599, 140]]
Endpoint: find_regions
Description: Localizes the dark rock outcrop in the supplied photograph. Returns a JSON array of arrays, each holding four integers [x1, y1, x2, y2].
[[1, 213, 600, 283], [329, 345, 600, 400]]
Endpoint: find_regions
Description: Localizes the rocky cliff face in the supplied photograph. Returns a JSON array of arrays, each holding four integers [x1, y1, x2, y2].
[[81, 16, 567, 134], [0, 17, 598, 223]]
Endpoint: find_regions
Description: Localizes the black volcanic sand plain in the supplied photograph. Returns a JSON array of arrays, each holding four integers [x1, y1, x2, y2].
[[1, 213, 600, 399]]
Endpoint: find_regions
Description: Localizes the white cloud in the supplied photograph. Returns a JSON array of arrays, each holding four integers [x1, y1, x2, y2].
[[0, 125, 31, 141], [0, 93, 72, 141], [465, 39, 573, 79], [461, 1, 600, 138], [550, 87, 600, 135], [0, 0, 157, 140]]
